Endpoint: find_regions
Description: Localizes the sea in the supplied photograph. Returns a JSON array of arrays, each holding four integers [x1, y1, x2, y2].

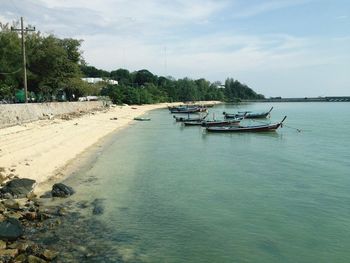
[[33, 102, 350, 263]]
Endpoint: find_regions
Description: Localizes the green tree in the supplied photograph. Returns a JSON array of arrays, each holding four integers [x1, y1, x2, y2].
[[110, 68, 131, 85], [0, 22, 22, 100], [134, 69, 157, 86]]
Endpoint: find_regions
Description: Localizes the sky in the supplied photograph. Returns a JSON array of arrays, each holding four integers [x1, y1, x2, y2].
[[0, 0, 349, 97]]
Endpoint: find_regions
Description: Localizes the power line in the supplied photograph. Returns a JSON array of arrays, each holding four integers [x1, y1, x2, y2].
[[10, 17, 36, 103], [0, 68, 21, 75]]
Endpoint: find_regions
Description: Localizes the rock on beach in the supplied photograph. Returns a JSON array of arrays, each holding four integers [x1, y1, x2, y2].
[[0, 218, 23, 241], [51, 183, 75, 197], [0, 178, 36, 199]]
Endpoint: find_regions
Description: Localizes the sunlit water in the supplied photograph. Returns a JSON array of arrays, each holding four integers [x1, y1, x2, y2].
[[39, 103, 350, 262]]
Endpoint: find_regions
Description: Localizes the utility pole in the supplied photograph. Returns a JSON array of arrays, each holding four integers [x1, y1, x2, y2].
[[11, 17, 35, 103]]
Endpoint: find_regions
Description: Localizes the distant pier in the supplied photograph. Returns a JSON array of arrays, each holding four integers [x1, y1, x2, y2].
[[243, 96, 350, 103]]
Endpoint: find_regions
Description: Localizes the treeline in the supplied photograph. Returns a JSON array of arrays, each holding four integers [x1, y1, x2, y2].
[[0, 21, 264, 104], [81, 67, 264, 104], [0, 22, 96, 102]]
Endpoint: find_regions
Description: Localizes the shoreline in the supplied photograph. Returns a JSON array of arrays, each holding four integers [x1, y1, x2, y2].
[[0, 101, 220, 195]]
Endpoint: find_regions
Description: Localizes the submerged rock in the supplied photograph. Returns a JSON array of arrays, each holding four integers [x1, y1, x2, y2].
[[0, 178, 36, 198], [27, 255, 47, 263], [0, 218, 23, 241], [42, 249, 58, 260], [91, 199, 104, 215], [51, 183, 75, 198], [14, 253, 27, 262], [0, 248, 19, 258]]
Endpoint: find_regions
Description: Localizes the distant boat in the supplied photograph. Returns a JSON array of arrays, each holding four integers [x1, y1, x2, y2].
[[170, 106, 207, 114], [134, 117, 151, 121], [206, 116, 286, 132], [223, 107, 273, 119], [183, 121, 203, 126], [173, 113, 208, 122], [201, 118, 242, 127]]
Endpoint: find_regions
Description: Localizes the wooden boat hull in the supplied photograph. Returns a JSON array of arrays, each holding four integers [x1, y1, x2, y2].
[[183, 121, 203, 126], [223, 107, 273, 119], [173, 113, 208, 122], [134, 117, 151, 121], [201, 120, 241, 127], [207, 123, 280, 132], [170, 106, 208, 114], [206, 116, 286, 132], [224, 112, 269, 119]]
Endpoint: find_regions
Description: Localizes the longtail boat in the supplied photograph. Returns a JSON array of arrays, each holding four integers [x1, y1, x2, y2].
[[184, 116, 242, 127], [173, 113, 208, 122], [183, 121, 203, 126], [223, 107, 273, 119], [170, 106, 207, 114], [201, 118, 242, 127], [134, 117, 151, 121], [206, 116, 287, 132]]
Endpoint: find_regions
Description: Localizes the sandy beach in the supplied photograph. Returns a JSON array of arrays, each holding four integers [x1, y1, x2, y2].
[[0, 102, 219, 194]]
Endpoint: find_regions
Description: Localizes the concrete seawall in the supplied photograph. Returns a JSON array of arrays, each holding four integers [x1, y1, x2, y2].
[[0, 101, 108, 128]]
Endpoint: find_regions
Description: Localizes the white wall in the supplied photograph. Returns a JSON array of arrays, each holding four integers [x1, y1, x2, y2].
[[0, 101, 108, 128]]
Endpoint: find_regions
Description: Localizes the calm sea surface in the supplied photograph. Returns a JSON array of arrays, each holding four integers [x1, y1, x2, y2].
[[42, 103, 350, 262]]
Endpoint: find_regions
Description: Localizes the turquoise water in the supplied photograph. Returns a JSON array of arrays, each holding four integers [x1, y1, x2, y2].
[[57, 103, 350, 262]]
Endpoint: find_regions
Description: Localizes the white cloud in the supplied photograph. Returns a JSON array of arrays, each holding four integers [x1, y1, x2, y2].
[[230, 0, 312, 18], [1, 0, 349, 96]]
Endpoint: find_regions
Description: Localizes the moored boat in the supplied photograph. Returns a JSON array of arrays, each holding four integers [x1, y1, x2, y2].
[[206, 116, 286, 132], [173, 113, 208, 122], [183, 121, 203, 126], [223, 107, 273, 119], [201, 119, 241, 127], [134, 117, 151, 121], [170, 106, 207, 114]]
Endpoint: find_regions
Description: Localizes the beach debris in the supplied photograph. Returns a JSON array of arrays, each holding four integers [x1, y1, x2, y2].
[[110, 117, 118, 120], [51, 183, 75, 198], [0, 178, 36, 199], [0, 218, 23, 241], [131, 107, 137, 109]]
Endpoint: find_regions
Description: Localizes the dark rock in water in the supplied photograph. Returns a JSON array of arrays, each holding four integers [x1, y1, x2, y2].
[[42, 249, 58, 260], [76, 200, 89, 209], [92, 199, 104, 215], [51, 183, 75, 197], [93, 206, 104, 215], [0, 178, 36, 198], [0, 218, 23, 241], [27, 255, 47, 263], [14, 254, 27, 262], [2, 193, 14, 199]]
